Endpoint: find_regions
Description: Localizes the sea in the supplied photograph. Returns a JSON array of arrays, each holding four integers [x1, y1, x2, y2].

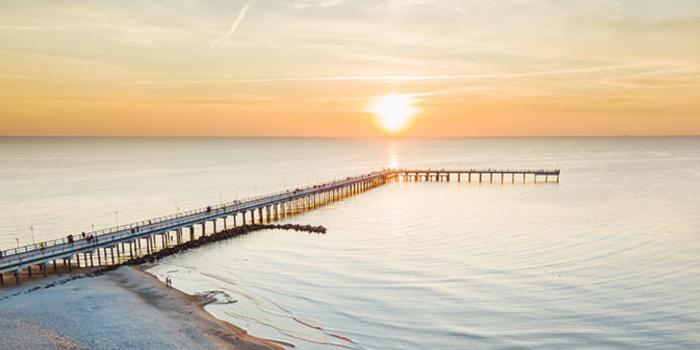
[[1, 136, 699, 349]]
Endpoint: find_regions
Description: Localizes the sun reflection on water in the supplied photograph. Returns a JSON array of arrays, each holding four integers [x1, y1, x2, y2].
[[386, 141, 400, 170]]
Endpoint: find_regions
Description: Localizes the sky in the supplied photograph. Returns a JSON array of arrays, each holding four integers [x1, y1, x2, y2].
[[0, 0, 699, 137]]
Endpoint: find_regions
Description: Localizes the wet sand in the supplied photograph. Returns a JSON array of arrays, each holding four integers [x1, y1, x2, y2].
[[0, 266, 284, 350]]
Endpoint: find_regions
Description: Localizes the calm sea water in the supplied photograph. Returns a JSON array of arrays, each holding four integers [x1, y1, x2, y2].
[[2, 137, 700, 349]]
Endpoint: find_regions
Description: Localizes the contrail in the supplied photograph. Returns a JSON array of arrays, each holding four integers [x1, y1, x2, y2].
[[211, 0, 258, 49]]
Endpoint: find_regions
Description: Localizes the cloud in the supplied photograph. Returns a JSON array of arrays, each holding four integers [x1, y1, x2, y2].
[[211, 0, 259, 49], [609, 16, 700, 34], [292, 0, 344, 9], [127, 64, 644, 85]]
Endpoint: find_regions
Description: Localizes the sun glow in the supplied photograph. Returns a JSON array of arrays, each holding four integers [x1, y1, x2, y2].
[[368, 94, 419, 134]]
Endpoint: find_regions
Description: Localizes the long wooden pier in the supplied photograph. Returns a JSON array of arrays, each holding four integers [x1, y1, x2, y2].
[[0, 168, 559, 284]]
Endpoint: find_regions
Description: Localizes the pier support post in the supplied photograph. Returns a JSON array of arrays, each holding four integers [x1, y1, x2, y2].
[[1, 273, 3, 284], [53, 259, 57, 272], [28, 265, 32, 277], [15, 271, 20, 285], [43, 263, 47, 278]]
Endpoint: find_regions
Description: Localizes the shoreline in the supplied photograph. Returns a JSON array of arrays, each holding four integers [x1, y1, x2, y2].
[[118, 266, 287, 350], [0, 265, 285, 350], [0, 224, 328, 349]]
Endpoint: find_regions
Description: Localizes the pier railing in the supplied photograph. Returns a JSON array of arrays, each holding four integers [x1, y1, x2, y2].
[[0, 170, 392, 261]]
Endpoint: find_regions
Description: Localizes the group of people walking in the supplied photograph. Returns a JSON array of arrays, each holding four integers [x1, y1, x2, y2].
[[65, 231, 99, 247]]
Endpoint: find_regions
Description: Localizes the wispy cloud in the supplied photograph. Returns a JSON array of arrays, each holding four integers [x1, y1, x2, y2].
[[128, 64, 645, 85], [210, 0, 258, 49], [292, 0, 344, 9]]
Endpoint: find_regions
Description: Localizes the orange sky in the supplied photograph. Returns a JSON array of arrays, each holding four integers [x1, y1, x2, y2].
[[1, 0, 699, 137]]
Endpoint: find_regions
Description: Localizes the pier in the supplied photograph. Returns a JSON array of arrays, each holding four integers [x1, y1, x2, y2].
[[397, 169, 561, 184], [0, 168, 560, 284]]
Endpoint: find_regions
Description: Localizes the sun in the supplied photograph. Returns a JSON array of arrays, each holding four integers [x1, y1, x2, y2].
[[368, 93, 419, 134]]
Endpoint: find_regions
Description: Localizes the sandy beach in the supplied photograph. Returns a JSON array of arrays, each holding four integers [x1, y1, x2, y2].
[[0, 266, 284, 350]]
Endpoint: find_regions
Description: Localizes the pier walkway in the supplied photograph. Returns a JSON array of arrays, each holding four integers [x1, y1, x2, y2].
[[0, 168, 559, 284]]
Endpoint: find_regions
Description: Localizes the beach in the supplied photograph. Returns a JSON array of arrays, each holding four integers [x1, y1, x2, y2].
[[0, 266, 284, 350]]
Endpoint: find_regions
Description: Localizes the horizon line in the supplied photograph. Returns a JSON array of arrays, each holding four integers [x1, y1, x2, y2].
[[1, 134, 698, 140]]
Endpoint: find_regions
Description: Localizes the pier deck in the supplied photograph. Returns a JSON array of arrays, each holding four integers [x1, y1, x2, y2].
[[0, 168, 560, 284]]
